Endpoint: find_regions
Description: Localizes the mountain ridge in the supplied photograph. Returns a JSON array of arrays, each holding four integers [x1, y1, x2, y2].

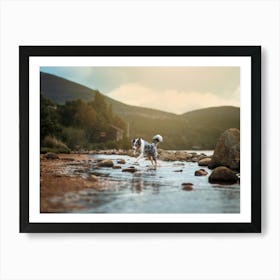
[[40, 71, 240, 149]]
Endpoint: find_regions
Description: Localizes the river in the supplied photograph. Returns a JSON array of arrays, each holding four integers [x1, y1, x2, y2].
[[72, 151, 240, 213]]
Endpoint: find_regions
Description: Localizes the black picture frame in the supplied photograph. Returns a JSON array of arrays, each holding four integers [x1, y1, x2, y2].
[[20, 46, 261, 233]]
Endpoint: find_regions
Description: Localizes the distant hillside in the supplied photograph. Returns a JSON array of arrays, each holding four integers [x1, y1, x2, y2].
[[40, 72, 177, 118], [40, 72, 98, 104], [40, 72, 240, 149]]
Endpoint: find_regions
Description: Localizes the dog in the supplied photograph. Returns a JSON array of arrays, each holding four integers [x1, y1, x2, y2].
[[131, 134, 163, 167]]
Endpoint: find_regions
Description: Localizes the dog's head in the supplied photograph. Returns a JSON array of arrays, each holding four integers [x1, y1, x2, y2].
[[131, 138, 142, 155]]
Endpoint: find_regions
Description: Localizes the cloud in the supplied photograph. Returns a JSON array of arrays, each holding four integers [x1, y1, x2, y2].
[[107, 83, 240, 114]]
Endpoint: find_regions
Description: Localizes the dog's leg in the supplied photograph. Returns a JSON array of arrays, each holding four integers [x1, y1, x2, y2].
[[153, 157, 157, 168], [149, 156, 154, 167], [135, 153, 144, 162]]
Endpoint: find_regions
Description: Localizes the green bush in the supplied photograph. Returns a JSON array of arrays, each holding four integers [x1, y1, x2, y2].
[[40, 147, 70, 154], [61, 127, 87, 150], [41, 136, 70, 153]]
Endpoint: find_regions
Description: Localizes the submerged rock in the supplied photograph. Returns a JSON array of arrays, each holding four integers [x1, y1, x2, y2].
[[112, 165, 122, 169], [122, 167, 137, 173], [194, 169, 208, 176], [208, 166, 238, 184], [117, 159, 126, 164], [97, 159, 114, 167], [182, 183, 193, 191], [209, 128, 240, 171], [174, 169, 183, 172], [173, 163, 185, 167]]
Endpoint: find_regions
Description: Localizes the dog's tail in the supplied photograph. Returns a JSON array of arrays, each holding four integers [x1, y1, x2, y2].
[[152, 134, 163, 145]]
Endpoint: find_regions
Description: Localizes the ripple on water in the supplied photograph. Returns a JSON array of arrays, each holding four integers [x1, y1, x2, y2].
[[69, 153, 240, 214]]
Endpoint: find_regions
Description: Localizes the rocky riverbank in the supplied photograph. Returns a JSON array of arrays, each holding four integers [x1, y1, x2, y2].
[[40, 153, 116, 212], [40, 128, 240, 212], [40, 150, 212, 212]]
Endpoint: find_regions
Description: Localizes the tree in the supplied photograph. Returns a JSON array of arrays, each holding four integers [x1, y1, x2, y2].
[[91, 91, 107, 115], [57, 99, 82, 127], [40, 94, 61, 142], [74, 102, 97, 142]]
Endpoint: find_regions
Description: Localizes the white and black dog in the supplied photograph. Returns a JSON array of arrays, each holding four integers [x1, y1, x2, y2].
[[132, 134, 163, 167]]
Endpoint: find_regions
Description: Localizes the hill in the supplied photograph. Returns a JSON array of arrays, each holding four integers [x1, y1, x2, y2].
[[40, 72, 99, 104], [40, 72, 240, 149]]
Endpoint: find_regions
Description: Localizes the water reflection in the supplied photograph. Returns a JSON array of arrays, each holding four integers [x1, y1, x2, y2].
[[66, 154, 240, 213], [131, 178, 143, 193]]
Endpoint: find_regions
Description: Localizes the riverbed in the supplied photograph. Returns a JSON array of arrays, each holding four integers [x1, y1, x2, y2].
[[71, 152, 240, 213]]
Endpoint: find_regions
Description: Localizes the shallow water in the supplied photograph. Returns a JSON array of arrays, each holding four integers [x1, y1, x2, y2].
[[72, 152, 240, 213]]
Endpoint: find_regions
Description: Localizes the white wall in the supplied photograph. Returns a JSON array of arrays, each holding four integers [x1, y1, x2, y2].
[[0, 1, 279, 279]]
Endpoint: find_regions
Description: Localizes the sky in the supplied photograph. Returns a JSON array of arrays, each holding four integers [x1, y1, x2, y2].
[[40, 66, 240, 114]]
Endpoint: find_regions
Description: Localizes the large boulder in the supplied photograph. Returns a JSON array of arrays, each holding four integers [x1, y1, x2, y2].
[[209, 128, 240, 171], [208, 166, 238, 184]]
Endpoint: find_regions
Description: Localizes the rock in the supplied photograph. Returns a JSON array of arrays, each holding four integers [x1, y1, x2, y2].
[[44, 152, 59, 160], [173, 163, 185, 166], [96, 158, 106, 162], [60, 157, 75, 161], [185, 153, 193, 159], [74, 168, 87, 173], [208, 166, 238, 184], [117, 159, 126, 164], [198, 157, 212, 166], [191, 157, 199, 162], [122, 167, 137, 173], [97, 159, 114, 167], [209, 128, 240, 171], [182, 183, 193, 191], [198, 154, 211, 160], [112, 165, 122, 169], [127, 150, 134, 157], [87, 175, 99, 182], [174, 169, 183, 172], [194, 169, 208, 176], [158, 150, 177, 161], [157, 150, 194, 161], [175, 151, 191, 161]]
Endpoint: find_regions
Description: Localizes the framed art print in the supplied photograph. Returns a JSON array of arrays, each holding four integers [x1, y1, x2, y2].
[[19, 46, 261, 233]]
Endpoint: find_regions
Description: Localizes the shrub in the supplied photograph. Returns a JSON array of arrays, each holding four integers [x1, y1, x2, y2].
[[61, 127, 87, 150], [41, 135, 70, 153]]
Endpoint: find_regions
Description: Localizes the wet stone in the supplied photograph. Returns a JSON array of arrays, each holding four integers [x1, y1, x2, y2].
[[44, 152, 59, 160], [122, 167, 137, 173], [97, 159, 114, 167], [87, 175, 99, 182], [112, 165, 122, 169], [117, 159, 126, 164], [182, 183, 193, 191], [194, 169, 208, 176]]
